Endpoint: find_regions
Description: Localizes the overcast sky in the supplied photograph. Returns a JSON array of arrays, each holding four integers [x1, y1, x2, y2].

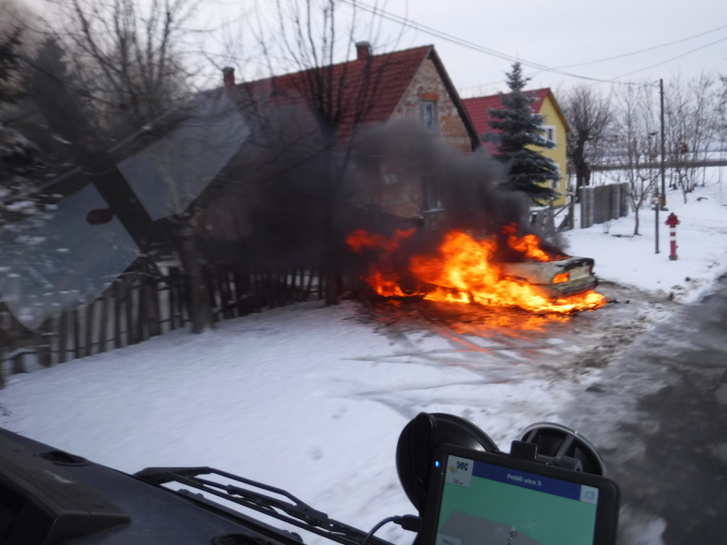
[[353, 0, 727, 96], [200, 0, 727, 97], [19, 0, 727, 97]]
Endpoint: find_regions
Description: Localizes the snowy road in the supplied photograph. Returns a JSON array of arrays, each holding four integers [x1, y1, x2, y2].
[[561, 275, 727, 545]]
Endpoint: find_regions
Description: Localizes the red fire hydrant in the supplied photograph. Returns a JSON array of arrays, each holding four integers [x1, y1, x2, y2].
[[665, 213, 680, 260]]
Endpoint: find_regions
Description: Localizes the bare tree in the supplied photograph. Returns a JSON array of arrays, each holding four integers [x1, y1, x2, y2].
[[717, 74, 727, 185], [0, 2, 55, 226], [43, 0, 202, 141], [611, 83, 660, 236], [0, 30, 21, 106], [248, 0, 396, 305], [664, 73, 716, 201], [19, 0, 223, 333], [561, 85, 611, 198]]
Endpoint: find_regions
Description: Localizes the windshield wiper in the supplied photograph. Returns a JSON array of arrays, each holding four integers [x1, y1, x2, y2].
[[134, 467, 395, 545]]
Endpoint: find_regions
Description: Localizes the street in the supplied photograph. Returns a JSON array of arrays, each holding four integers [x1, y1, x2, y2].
[[563, 275, 727, 544], [361, 277, 727, 543]]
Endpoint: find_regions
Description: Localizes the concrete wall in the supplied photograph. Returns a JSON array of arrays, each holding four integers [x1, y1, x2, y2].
[[580, 183, 630, 228]]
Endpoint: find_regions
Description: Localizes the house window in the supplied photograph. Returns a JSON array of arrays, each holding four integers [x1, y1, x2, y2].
[[420, 101, 438, 132], [422, 175, 442, 211], [543, 125, 556, 147]]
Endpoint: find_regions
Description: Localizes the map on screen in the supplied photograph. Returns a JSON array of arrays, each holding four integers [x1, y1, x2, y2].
[[434, 454, 599, 545]]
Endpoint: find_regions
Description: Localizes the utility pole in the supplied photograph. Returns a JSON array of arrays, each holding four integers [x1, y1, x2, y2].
[[660, 79, 666, 207], [655, 184, 660, 253], [655, 78, 666, 254]]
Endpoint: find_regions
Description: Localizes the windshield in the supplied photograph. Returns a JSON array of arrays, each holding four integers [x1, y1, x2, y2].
[[1, 1, 726, 544]]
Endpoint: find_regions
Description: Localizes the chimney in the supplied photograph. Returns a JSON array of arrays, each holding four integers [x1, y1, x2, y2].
[[222, 67, 235, 89], [356, 41, 371, 61]]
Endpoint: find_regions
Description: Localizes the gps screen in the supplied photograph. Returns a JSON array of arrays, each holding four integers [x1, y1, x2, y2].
[[434, 454, 600, 545]]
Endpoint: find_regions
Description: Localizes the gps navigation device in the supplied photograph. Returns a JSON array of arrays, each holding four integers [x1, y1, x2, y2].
[[419, 444, 620, 545]]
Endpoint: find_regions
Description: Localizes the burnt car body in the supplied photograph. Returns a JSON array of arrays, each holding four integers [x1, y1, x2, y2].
[[500, 256, 598, 299]]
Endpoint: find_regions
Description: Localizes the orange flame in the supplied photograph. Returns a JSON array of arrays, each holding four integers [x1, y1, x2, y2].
[[367, 271, 408, 298], [347, 228, 418, 297], [348, 228, 607, 315], [503, 223, 559, 262]]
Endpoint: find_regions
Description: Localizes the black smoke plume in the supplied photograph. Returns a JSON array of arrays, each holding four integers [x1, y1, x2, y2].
[[197, 109, 568, 271]]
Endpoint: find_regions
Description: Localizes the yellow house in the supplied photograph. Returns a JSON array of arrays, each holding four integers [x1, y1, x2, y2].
[[462, 88, 571, 207]]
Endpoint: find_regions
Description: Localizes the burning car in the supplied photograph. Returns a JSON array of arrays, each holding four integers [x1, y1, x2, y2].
[[499, 256, 598, 299], [347, 226, 606, 314]]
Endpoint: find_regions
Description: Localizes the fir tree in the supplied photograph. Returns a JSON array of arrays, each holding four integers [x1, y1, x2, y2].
[[488, 62, 560, 204]]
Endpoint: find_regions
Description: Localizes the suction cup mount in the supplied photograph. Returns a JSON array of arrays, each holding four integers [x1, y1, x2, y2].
[[395, 412, 499, 513], [517, 422, 607, 476]]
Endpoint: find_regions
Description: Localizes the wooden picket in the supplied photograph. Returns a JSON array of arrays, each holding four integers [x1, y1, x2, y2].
[[0, 263, 329, 387]]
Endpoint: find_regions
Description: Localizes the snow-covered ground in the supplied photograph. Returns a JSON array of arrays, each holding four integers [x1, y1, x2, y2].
[[566, 177, 727, 305], [1, 174, 727, 544]]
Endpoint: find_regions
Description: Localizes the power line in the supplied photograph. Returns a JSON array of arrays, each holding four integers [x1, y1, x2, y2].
[[344, 0, 638, 85], [345, 0, 724, 87], [613, 35, 727, 79], [555, 23, 727, 69]]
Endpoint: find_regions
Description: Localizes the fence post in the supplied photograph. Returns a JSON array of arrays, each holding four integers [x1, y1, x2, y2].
[[137, 278, 148, 342], [580, 186, 594, 228], [37, 318, 53, 367], [13, 352, 24, 374], [594, 185, 605, 224], [85, 300, 95, 357], [621, 183, 630, 217], [175, 268, 188, 325], [58, 311, 68, 363], [168, 270, 177, 330], [307, 266, 316, 300], [233, 270, 247, 316], [148, 277, 161, 337], [113, 281, 123, 349], [73, 307, 81, 359], [126, 277, 137, 346], [203, 269, 217, 323], [221, 272, 232, 318], [98, 291, 108, 353]]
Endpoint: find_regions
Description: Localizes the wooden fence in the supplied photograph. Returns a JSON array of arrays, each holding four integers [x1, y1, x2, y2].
[[0, 264, 332, 387]]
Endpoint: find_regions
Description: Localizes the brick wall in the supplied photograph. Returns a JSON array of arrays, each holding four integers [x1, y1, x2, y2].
[[392, 58, 472, 154], [369, 57, 473, 224]]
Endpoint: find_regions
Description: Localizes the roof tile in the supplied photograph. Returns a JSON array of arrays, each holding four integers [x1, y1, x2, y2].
[[462, 88, 550, 153], [234, 46, 434, 141]]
